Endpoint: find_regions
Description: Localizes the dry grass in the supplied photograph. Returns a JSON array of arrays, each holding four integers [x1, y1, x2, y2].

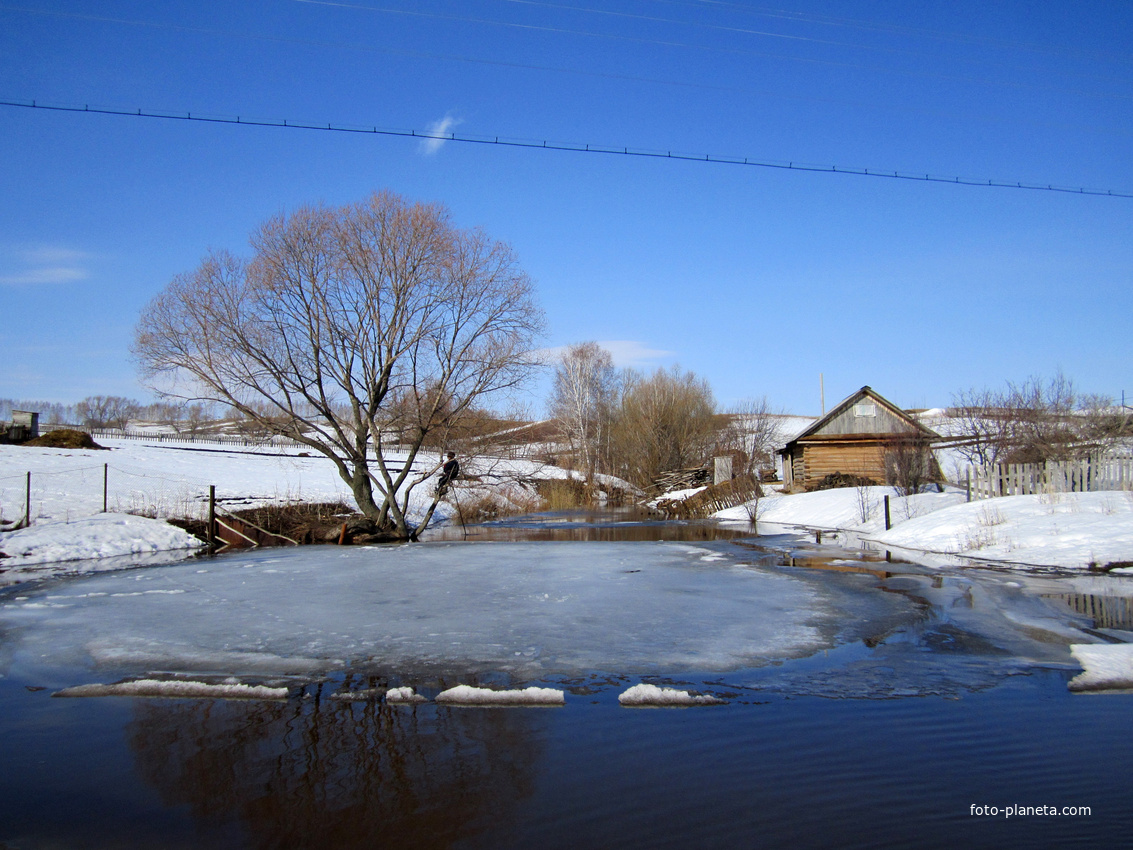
[[536, 478, 590, 511]]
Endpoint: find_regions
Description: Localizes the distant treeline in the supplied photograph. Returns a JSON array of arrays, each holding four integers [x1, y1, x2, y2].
[[0, 397, 223, 431]]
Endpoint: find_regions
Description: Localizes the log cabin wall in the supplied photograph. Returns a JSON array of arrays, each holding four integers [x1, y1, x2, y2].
[[798, 438, 887, 485], [779, 387, 940, 490]]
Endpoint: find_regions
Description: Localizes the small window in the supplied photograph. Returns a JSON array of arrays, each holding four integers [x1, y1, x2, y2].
[[854, 403, 876, 417]]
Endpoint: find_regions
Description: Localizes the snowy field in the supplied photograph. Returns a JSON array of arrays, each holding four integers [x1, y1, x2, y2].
[[715, 486, 1133, 571]]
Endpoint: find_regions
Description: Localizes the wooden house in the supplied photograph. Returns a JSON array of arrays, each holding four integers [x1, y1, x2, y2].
[[779, 386, 940, 490]]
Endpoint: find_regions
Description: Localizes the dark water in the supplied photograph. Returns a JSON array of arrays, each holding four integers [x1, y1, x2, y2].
[[422, 506, 755, 543], [2, 511, 1131, 849], [2, 674, 1128, 849]]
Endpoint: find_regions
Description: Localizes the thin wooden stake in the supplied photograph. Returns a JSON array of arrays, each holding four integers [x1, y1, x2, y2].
[[208, 485, 216, 551]]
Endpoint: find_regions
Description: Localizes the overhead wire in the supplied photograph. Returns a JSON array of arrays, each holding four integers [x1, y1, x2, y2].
[[3, 98, 1129, 198], [4, 3, 1131, 123]]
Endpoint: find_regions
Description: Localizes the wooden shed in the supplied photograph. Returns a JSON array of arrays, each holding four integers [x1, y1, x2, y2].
[[779, 386, 940, 490]]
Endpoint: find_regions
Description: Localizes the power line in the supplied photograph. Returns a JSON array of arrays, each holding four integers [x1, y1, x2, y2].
[[5, 4, 1131, 126], [4, 98, 1130, 199]]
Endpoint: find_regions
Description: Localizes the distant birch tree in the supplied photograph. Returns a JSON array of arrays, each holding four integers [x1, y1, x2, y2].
[[549, 342, 619, 481], [134, 190, 544, 539]]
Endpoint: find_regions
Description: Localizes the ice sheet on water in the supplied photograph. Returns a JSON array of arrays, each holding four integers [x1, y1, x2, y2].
[[0, 541, 849, 681], [1068, 643, 1133, 691], [53, 679, 289, 700]]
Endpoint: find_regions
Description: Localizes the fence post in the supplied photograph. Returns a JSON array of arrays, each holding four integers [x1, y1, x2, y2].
[[25, 470, 31, 527], [208, 485, 216, 551], [966, 468, 971, 502], [884, 495, 891, 530], [103, 463, 108, 513]]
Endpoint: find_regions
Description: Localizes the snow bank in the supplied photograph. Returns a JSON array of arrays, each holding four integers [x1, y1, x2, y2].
[[53, 678, 289, 700], [871, 492, 1133, 570], [386, 686, 428, 704], [0, 513, 204, 569], [715, 485, 1133, 571], [714, 486, 965, 534], [1068, 644, 1133, 691], [618, 683, 726, 706], [435, 685, 566, 706]]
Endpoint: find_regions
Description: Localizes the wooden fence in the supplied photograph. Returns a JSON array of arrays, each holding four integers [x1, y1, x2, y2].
[[968, 457, 1133, 500], [86, 429, 307, 449], [657, 474, 761, 519]]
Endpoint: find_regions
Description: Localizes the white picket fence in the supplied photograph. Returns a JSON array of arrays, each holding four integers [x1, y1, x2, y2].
[[968, 457, 1133, 500]]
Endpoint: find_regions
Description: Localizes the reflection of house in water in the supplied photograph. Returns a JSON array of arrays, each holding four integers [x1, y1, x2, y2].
[[1049, 593, 1133, 631], [779, 387, 940, 490]]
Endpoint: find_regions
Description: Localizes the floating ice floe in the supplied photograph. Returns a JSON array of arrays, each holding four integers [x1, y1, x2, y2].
[[435, 684, 565, 706], [52, 678, 289, 700], [328, 688, 384, 701], [618, 683, 726, 706], [1068, 644, 1133, 692], [386, 686, 428, 704]]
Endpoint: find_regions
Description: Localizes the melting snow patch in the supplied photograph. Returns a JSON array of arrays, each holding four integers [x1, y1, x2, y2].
[[1068, 644, 1133, 692], [386, 686, 428, 704], [618, 683, 726, 706], [434, 684, 565, 706], [52, 678, 289, 700]]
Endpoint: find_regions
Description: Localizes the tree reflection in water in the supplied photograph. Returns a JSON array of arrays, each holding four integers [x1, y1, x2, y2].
[[125, 686, 544, 849]]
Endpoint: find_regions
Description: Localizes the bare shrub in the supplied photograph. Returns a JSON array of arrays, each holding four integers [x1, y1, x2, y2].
[[883, 433, 937, 497], [607, 365, 716, 489]]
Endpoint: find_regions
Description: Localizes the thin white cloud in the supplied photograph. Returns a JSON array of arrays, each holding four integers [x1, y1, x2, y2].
[[0, 246, 92, 285], [418, 113, 462, 155], [597, 340, 675, 367]]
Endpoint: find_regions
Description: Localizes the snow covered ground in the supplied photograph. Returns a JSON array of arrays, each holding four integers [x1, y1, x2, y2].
[[716, 485, 1133, 571], [0, 513, 203, 583], [0, 436, 591, 583]]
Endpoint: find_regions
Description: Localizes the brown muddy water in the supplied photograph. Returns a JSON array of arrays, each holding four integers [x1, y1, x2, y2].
[[1, 510, 1131, 849]]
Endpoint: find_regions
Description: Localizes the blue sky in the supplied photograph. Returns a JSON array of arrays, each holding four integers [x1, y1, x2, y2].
[[2, 0, 1130, 415]]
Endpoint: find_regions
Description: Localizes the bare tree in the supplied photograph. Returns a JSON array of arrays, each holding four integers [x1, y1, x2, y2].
[[548, 342, 620, 482], [949, 372, 1125, 467], [608, 365, 716, 489], [1079, 393, 1132, 455], [76, 395, 141, 431], [134, 190, 544, 540], [947, 386, 1012, 467], [719, 396, 786, 480]]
